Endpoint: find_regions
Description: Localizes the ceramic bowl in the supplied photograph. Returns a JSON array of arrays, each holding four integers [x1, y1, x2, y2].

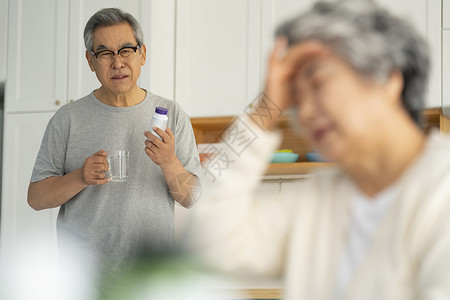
[[271, 152, 299, 163], [306, 152, 327, 162]]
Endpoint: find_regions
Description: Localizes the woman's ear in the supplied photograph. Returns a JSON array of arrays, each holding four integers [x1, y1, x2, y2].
[[386, 71, 404, 105]]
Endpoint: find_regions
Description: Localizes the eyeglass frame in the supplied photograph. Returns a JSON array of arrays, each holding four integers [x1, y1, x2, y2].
[[90, 44, 141, 65]]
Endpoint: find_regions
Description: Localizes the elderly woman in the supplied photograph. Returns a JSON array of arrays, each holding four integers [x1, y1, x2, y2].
[[187, 1, 450, 300]]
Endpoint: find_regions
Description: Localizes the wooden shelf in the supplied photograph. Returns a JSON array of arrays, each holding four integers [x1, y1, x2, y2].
[[265, 162, 333, 175], [190, 108, 447, 175]]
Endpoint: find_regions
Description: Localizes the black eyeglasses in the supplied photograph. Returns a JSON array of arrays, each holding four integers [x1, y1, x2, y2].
[[91, 45, 141, 65]]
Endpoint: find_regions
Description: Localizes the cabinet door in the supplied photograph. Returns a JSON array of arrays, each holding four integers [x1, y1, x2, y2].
[[5, 0, 69, 113], [260, 0, 316, 92], [443, 31, 450, 114], [0, 0, 8, 82], [175, 0, 262, 117], [67, 0, 152, 102], [444, 0, 449, 29], [148, 0, 176, 100], [0, 112, 59, 264]]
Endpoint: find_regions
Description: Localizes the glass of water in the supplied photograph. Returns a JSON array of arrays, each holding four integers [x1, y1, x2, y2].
[[106, 150, 129, 182]]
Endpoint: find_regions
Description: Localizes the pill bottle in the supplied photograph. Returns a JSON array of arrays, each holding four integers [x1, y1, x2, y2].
[[150, 107, 168, 140]]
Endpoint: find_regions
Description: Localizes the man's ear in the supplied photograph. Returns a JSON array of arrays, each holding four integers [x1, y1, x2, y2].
[[86, 50, 95, 72], [140, 44, 147, 66]]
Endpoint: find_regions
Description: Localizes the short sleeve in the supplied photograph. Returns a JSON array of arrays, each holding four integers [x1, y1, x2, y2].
[[30, 114, 67, 182], [173, 105, 201, 178]]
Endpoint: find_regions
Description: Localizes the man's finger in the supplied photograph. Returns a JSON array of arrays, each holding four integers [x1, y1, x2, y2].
[[145, 147, 157, 158], [89, 156, 108, 165], [153, 127, 170, 142], [166, 127, 175, 140], [145, 131, 163, 145], [92, 164, 108, 172], [93, 149, 108, 157]]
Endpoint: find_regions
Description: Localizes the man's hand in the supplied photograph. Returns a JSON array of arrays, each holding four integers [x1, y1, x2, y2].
[[144, 127, 178, 169], [144, 128, 199, 208], [80, 150, 110, 185]]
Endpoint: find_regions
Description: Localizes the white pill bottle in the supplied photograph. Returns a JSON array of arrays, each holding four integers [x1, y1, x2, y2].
[[150, 107, 168, 140]]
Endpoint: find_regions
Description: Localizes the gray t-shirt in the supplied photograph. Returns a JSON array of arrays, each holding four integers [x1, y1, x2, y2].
[[31, 91, 201, 266]]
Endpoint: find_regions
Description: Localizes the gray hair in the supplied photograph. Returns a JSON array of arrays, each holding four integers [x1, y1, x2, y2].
[[84, 8, 144, 52], [276, 0, 430, 126]]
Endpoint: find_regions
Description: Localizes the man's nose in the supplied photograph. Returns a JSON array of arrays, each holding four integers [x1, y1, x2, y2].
[[111, 53, 124, 68]]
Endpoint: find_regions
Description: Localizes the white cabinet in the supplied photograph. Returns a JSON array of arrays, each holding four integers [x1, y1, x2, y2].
[[439, 0, 450, 116], [0, 0, 8, 82], [174, 0, 315, 117], [148, 0, 176, 100], [174, 0, 317, 118], [175, 0, 263, 117], [5, 0, 151, 113], [443, 31, 450, 115], [5, 0, 70, 113], [175, 0, 442, 117], [444, 0, 449, 29], [0, 113, 59, 263]]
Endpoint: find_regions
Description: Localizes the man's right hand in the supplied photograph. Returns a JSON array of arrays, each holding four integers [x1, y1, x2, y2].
[[80, 150, 110, 185]]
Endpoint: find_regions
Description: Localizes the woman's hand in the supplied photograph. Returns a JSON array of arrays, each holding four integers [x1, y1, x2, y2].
[[256, 38, 329, 130]]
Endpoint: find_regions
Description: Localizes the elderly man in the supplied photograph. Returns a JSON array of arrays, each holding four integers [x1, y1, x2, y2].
[[27, 8, 200, 268]]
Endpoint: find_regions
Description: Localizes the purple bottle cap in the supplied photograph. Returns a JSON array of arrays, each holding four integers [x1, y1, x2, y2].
[[155, 107, 168, 115]]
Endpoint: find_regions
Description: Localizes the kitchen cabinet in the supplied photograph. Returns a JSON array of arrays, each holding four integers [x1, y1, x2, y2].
[[0, 113, 58, 264], [5, 0, 69, 113], [175, 0, 263, 117], [444, 0, 449, 29], [442, 0, 450, 116], [175, 0, 316, 118], [175, 0, 442, 117], [0, 0, 8, 82], [443, 31, 450, 115], [5, 0, 151, 113]]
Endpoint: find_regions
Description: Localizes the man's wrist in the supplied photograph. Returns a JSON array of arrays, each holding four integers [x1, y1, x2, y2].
[[160, 159, 184, 178], [72, 168, 88, 187]]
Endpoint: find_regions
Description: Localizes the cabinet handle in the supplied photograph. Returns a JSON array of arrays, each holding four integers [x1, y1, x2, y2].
[[55, 100, 61, 106]]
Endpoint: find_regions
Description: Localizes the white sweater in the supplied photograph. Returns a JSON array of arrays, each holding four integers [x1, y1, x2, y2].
[[188, 117, 450, 300]]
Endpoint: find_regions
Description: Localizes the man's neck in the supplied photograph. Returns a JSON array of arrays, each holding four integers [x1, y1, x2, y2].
[[94, 87, 146, 107]]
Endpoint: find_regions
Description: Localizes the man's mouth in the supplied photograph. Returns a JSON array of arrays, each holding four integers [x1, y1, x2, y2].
[[111, 74, 128, 80]]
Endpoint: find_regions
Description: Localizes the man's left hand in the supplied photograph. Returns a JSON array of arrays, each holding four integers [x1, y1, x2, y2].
[[144, 127, 178, 169]]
